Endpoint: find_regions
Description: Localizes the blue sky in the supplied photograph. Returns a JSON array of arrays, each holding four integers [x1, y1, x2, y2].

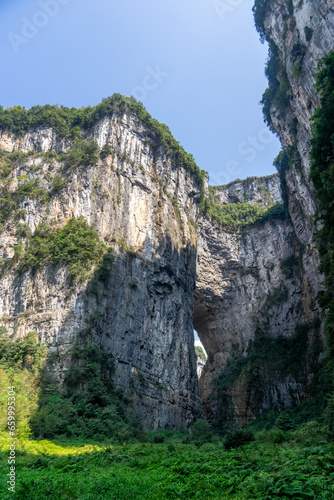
[[0, 0, 281, 185]]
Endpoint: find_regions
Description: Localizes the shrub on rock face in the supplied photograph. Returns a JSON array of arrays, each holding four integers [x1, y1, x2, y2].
[[223, 429, 254, 450], [20, 216, 109, 282]]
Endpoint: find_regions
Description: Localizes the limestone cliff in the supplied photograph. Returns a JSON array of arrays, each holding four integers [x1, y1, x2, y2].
[[191, 0, 334, 425], [258, 0, 333, 297], [0, 101, 202, 430], [195, 176, 314, 423]]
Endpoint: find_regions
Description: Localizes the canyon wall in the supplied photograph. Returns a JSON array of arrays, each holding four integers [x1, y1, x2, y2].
[[195, 176, 312, 423], [262, 0, 333, 296], [193, 0, 334, 424], [0, 109, 202, 430]]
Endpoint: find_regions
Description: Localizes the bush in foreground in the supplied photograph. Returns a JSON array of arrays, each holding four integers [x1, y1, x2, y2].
[[223, 429, 255, 450]]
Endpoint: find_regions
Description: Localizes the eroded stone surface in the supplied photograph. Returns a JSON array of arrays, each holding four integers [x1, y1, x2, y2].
[[0, 113, 201, 430], [192, 0, 333, 423], [195, 177, 309, 422]]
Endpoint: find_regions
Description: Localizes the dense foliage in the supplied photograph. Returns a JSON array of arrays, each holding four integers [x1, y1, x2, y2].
[[257, 202, 286, 223], [252, 0, 269, 42], [260, 40, 292, 133], [310, 52, 334, 371], [0, 330, 47, 373], [1, 324, 333, 497], [223, 429, 254, 450], [203, 196, 285, 231], [0, 331, 47, 438], [0, 432, 334, 499], [19, 217, 108, 281], [0, 150, 36, 180], [0, 329, 139, 443], [31, 341, 140, 442], [63, 139, 100, 170]]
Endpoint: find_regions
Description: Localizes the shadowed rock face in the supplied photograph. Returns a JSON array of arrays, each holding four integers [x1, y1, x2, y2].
[[261, 0, 333, 292], [0, 113, 202, 430], [194, 177, 309, 423], [0, 118, 326, 429]]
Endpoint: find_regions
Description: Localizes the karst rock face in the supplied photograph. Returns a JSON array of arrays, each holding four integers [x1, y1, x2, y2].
[[195, 177, 303, 422], [1, 1, 333, 429], [195, 0, 334, 423], [262, 0, 333, 281], [0, 112, 202, 430]]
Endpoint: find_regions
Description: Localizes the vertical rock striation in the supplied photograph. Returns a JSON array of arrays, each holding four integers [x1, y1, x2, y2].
[[195, 176, 311, 423], [261, 0, 334, 298], [0, 108, 202, 429]]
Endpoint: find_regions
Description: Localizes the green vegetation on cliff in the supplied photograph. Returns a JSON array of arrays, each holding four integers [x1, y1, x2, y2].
[[195, 346, 207, 360], [19, 217, 108, 282], [310, 52, 334, 381], [203, 196, 285, 231], [253, 1, 295, 134], [0, 95, 206, 193], [253, 0, 293, 43], [0, 178, 50, 226], [253, 0, 269, 42], [63, 139, 100, 170], [0, 329, 140, 442], [253, 0, 304, 190], [260, 41, 292, 132]]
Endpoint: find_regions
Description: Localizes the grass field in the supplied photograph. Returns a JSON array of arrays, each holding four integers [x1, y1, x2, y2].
[[1, 429, 334, 499]]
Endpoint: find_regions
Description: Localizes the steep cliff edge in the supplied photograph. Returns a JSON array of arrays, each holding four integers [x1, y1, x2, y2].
[[1, 96, 308, 432], [193, 0, 334, 425], [254, 0, 334, 297], [259, 0, 334, 360], [0, 97, 203, 430], [195, 176, 319, 424]]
